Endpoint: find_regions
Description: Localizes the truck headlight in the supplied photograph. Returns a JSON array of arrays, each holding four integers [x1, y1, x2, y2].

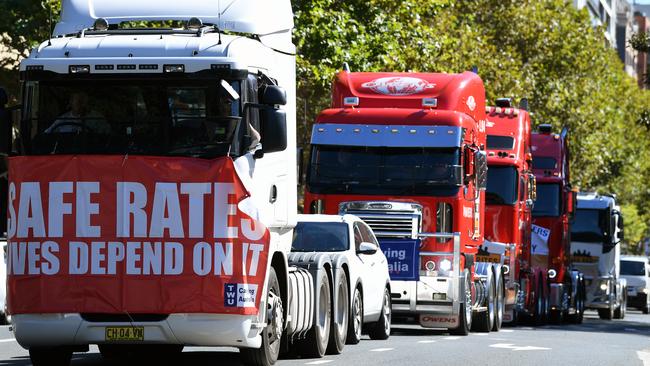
[[638, 286, 648, 294], [439, 259, 452, 273], [599, 283, 608, 291]]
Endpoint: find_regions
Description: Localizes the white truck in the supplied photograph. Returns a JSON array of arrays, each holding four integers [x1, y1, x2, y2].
[[570, 192, 627, 320], [620, 255, 650, 314], [0, 1, 346, 365]]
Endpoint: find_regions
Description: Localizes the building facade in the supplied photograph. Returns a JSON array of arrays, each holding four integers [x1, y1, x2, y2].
[[616, 0, 637, 78], [574, 0, 619, 47]]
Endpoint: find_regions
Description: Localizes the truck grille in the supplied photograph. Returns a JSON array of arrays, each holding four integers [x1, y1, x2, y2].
[[339, 201, 422, 239]]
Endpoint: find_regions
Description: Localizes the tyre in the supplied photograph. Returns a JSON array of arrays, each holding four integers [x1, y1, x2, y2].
[[567, 281, 584, 324], [241, 267, 284, 366], [598, 307, 614, 320], [450, 269, 472, 336], [614, 292, 626, 319], [492, 276, 504, 332], [368, 286, 391, 340], [472, 275, 494, 332], [326, 269, 349, 354], [548, 309, 563, 324], [297, 269, 331, 358], [532, 278, 546, 326], [29, 347, 72, 366], [346, 286, 363, 345], [643, 305, 649, 315]]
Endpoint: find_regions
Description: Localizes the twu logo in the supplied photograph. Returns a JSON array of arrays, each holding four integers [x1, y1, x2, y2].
[[224, 283, 237, 307]]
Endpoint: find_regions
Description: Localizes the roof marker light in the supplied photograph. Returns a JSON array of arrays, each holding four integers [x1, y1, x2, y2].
[[509, 154, 516, 158], [371, 129, 379, 134], [495, 107, 503, 114], [353, 128, 361, 133], [513, 109, 520, 116], [422, 98, 438, 108], [187, 17, 203, 30], [447, 130, 455, 135], [428, 130, 436, 135], [488, 152, 495, 156], [409, 129, 417, 134], [26, 65, 44, 71], [391, 129, 399, 134], [343, 97, 359, 107], [317, 128, 325, 132], [163, 64, 185, 73], [336, 128, 343, 133], [69, 65, 90, 74]]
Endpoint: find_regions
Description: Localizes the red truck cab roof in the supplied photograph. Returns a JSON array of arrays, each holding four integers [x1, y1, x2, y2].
[[531, 126, 568, 184], [486, 106, 532, 167]]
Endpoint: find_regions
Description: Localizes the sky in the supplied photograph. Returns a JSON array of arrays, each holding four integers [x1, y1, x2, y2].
[[634, 0, 650, 4]]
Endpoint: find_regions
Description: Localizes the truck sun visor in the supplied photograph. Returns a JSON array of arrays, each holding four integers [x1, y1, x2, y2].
[[311, 124, 463, 148]]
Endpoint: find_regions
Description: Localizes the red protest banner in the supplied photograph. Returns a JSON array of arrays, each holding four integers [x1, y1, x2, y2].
[[6, 155, 269, 316]]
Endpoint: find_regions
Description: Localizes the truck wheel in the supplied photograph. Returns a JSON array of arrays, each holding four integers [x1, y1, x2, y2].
[[450, 269, 472, 336], [492, 276, 504, 332], [472, 275, 494, 332], [598, 307, 614, 320], [346, 286, 363, 344], [567, 281, 584, 324], [368, 286, 391, 340], [29, 347, 72, 366], [241, 267, 283, 366], [532, 278, 546, 326], [614, 292, 626, 319], [549, 309, 563, 324], [327, 270, 349, 354], [643, 305, 649, 315], [297, 269, 331, 358]]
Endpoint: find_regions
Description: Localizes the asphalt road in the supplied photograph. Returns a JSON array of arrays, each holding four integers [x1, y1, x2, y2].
[[0, 310, 648, 366]]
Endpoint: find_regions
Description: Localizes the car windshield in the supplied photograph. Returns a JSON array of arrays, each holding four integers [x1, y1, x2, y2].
[[486, 166, 518, 205], [17, 79, 241, 158], [621, 260, 646, 276], [533, 183, 561, 217], [308, 145, 461, 197], [292, 222, 350, 252], [571, 208, 608, 243]]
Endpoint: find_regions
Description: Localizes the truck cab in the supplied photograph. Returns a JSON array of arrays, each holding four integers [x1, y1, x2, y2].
[[570, 192, 627, 319], [305, 70, 499, 334], [484, 99, 538, 324], [531, 124, 584, 323]]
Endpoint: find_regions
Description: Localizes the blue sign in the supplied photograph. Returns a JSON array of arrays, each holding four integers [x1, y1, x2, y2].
[[379, 239, 420, 281]]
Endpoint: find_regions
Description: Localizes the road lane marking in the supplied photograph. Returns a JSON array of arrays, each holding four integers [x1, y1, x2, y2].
[[306, 361, 333, 365], [489, 343, 550, 351], [500, 329, 514, 333], [637, 350, 650, 366], [471, 333, 488, 336], [417, 340, 437, 343], [370, 348, 394, 352], [0, 338, 15, 343], [443, 336, 461, 340]]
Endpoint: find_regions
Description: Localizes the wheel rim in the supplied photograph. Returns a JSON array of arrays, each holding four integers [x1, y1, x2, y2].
[[496, 281, 504, 325], [383, 290, 391, 334], [266, 287, 283, 357], [488, 279, 495, 327], [336, 281, 349, 337], [318, 281, 329, 332], [353, 291, 362, 338]]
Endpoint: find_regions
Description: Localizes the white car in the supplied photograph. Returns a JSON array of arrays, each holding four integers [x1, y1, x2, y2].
[[620, 255, 650, 314], [293, 214, 391, 346]]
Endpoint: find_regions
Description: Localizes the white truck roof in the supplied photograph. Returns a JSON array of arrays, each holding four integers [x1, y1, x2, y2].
[[621, 255, 649, 263], [297, 214, 360, 224], [54, 0, 294, 37]]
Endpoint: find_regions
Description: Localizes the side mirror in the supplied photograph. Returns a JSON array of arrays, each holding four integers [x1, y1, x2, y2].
[[475, 151, 487, 190], [357, 242, 378, 255], [617, 212, 624, 242], [260, 85, 287, 106], [525, 199, 534, 209], [259, 107, 287, 154]]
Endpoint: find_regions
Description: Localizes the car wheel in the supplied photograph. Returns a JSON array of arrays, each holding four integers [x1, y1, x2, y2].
[[368, 286, 391, 340], [346, 286, 363, 344]]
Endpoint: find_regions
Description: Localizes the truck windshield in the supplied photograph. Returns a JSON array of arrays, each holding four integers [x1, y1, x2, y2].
[[308, 146, 462, 197], [571, 208, 607, 243], [486, 166, 517, 205], [532, 183, 561, 217], [620, 260, 646, 276], [533, 157, 557, 170], [292, 222, 350, 252], [17, 79, 241, 158]]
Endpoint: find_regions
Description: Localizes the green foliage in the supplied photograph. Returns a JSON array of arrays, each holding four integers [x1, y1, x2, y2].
[[630, 31, 650, 53], [620, 204, 649, 255]]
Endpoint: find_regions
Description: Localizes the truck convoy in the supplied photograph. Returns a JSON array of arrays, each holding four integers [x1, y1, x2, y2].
[[570, 192, 627, 320], [484, 99, 544, 325], [0, 0, 371, 365], [531, 125, 585, 324], [305, 69, 508, 334]]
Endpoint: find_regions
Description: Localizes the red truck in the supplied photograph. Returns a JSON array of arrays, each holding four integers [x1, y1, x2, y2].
[[531, 125, 585, 323], [305, 70, 504, 334], [484, 99, 547, 325]]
